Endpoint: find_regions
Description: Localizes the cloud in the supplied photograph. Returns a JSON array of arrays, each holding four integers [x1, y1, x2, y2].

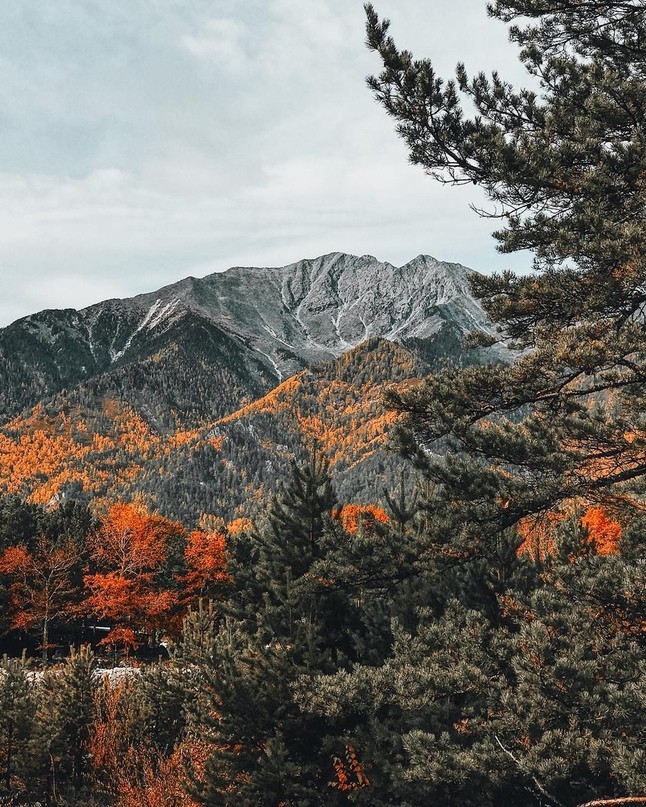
[[0, 0, 535, 327], [182, 18, 248, 72]]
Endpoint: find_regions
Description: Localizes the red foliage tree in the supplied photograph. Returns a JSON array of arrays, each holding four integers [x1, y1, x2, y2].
[[83, 503, 183, 649], [0, 536, 79, 660], [182, 530, 229, 604]]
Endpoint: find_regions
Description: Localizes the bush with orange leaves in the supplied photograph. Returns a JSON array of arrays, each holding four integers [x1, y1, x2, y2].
[[329, 745, 370, 791], [580, 506, 622, 556], [88, 676, 207, 807]]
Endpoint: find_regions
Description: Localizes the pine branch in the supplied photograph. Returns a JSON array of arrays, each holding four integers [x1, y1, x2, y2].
[[494, 734, 566, 807], [577, 799, 646, 807]]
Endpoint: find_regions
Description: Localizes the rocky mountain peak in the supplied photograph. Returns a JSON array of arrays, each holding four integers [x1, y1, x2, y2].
[[0, 252, 503, 424]]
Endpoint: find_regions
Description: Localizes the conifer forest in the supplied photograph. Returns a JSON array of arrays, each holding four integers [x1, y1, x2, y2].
[[0, 1, 644, 805]]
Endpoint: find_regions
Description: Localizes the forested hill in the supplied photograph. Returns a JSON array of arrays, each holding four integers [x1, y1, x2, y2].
[[0, 253, 509, 521], [0, 339, 429, 524]]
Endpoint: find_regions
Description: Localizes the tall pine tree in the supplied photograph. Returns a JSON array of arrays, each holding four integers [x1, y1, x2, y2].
[[183, 455, 363, 806], [293, 3, 645, 805]]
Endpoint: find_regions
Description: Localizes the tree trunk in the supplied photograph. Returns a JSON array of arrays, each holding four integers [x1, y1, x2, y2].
[[42, 617, 49, 663]]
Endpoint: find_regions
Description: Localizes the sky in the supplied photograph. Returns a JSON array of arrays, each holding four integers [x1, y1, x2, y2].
[[0, 0, 536, 327]]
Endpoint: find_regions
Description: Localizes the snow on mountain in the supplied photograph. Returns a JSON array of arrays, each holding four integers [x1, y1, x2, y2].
[[0, 252, 505, 424], [100, 251, 500, 375]]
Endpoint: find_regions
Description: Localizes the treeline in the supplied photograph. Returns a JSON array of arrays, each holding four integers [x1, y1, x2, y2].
[[0, 459, 642, 806]]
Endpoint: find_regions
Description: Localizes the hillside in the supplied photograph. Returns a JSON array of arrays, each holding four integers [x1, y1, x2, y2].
[[0, 252, 510, 522], [0, 339, 428, 523], [0, 252, 505, 427]]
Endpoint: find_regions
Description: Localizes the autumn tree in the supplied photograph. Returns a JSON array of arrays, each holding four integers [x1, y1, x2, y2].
[[182, 529, 229, 606], [0, 535, 80, 661], [83, 502, 185, 651]]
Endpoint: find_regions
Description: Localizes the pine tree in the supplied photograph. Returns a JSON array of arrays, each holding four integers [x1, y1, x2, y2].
[[139, 659, 188, 755], [33, 645, 97, 804], [181, 456, 364, 805], [290, 3, 646, 804], [364, 0, 645, 536], [0, 654, 34, 798]]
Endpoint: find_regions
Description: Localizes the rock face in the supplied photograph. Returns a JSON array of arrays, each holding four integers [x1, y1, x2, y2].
[[184, 252, 500, 378], [0, 252, 503, 424]]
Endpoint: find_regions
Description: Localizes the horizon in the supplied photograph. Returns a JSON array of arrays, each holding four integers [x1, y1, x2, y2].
[[0, 1, 535, 327]]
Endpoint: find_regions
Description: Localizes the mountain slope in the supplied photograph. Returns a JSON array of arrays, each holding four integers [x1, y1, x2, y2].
[[0, 253, 504, 426], [0, 340, 426, 522], [0, 252, 513, 522]]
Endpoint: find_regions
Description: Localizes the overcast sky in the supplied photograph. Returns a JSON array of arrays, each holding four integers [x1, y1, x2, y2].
[[0, 0, 535, 327]]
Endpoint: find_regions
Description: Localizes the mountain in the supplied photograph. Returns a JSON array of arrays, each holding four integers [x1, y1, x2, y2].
[[0, 253, 504, 427], [0, 252, 511, 520]]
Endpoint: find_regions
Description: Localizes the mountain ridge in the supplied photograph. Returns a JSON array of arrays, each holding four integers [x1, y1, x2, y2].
[[0, 252, 504, 425], [0, 251, 511, 520]]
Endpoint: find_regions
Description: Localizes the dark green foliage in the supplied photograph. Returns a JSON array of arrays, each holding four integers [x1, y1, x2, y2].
[[365, 0, 645, 533], [0, 654, 34, 797], [365, 1, 644, 275], [33, 645, 98, 804], [182, 457, 366, 805], [272, 3, 646, 804], [138, 660, 188, 755], [300, 514, 645, 806]]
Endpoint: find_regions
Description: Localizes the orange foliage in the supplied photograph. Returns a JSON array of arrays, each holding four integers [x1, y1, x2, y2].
[[517, 512, 564, 560], [329, 746, 370, 791], [89, 502, 176, 576], [581, 507, 622, 555], [213, 356, 407, 477], [0, 400, 162, 505], [83, 503, 184, 641], [166, 429, 200, 449], [112, 743, 205, 807], [0, 341, 414, 518], [216, 375, 302, 425], [517, 505, 622, 558], [336, 504, 389, 535], [567, 428, 646, 491], [0, 535, 78, 655], [226, 517, 253, 536], [183, 530, 229, 601], [89, 681, 205, 807], [98, 627, 141, 654]]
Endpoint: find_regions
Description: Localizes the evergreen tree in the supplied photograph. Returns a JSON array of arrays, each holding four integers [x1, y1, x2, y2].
[[33, 645, 97, 804], [364, 0, 645, 536], [289, 3, 646, 804], [0, 654, 34, 798], [138, 659, 188, 755], [182, 456, 363, 805]]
